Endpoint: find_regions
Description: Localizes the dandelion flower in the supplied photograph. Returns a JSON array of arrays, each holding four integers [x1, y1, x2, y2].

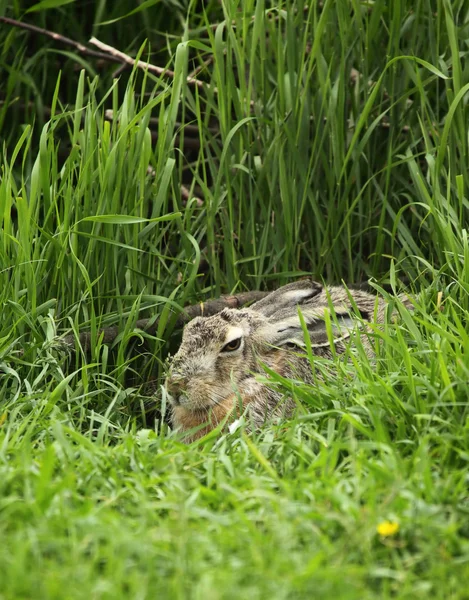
[[377, 520, 399, 537]]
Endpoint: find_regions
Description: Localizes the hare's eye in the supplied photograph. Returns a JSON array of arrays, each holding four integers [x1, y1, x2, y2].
[[221, 337, 242, 353]]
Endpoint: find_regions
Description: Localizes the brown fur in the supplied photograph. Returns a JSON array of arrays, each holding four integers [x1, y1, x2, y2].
[[172, 395, 237, 442]]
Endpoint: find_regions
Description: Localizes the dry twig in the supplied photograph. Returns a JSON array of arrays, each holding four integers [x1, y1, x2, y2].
[[180, 184, 204, 207], [91, 37, 256, 109], [1, 17, 256, 109], [89, 37, 206, 90], [0, 16, 122, 64]]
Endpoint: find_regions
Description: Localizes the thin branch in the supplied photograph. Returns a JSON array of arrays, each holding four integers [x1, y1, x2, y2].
[[0, 16, 122, 65], [89, 37, 206, 90], [0, 17, 255, 108], [90, 37, 256, 109], [61, 291, 269, 351], [180, 184, 204, 207]]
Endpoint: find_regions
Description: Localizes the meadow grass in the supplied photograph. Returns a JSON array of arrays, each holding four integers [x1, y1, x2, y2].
[[1, 0, 469, 597]]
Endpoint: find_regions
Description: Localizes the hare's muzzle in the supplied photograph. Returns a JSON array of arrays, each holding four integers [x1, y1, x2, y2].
[[165, 375, 187, 406]]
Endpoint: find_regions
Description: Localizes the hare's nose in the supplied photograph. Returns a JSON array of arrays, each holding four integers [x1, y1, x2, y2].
[[165, 376, 187, 404]]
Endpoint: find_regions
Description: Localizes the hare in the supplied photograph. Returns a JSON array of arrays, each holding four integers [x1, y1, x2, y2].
[[164, 279, 390, 441]]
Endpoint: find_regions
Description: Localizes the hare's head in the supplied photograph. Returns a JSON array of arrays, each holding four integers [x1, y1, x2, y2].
[[165, 307, 268, 412]]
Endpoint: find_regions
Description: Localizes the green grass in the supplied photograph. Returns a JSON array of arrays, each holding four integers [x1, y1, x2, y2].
[[1, 0, 469, 597]]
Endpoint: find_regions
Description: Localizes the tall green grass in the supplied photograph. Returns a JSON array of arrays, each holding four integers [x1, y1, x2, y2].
[[0, 0, 468, 597]]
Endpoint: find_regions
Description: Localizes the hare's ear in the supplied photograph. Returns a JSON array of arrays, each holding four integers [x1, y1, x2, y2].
[[251, 279, 323, 318], [262, 311, 358, 349]]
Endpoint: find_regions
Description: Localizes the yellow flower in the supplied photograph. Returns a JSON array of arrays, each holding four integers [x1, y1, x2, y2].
[[377, 520, 400, 537]]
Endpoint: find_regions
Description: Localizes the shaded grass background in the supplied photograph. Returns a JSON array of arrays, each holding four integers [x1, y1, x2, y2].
[[0, 0, 469, 597]]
